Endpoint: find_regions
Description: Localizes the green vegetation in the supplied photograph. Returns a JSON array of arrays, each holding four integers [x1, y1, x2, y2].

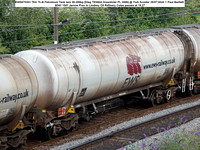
[[122, 129, 200, 150], [119, 117, 200, 150], [0, 0, 199, 53], [158, 130, 200, 150], [121, 129, 200, 150], [0, 42, 10, 53]]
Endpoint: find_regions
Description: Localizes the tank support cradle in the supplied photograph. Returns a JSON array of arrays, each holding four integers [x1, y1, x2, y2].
[[148, 87, 178, 106], [0, 129, 33, 150]]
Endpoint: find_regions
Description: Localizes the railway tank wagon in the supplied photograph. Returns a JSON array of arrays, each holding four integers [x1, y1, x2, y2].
[[16, 27, 188, 137], [0, 55, 38, 148], [17, 30, 185, 108], [172, 25, 200, 93]]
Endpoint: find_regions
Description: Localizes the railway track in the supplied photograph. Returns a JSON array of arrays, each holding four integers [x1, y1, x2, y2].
[[68, 101, 200, 150], [25, 94, 200, 150]]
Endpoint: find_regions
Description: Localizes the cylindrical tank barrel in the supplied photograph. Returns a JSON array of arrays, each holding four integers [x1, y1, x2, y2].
[[16, 31, 185, 110], [182, 28, 200, 72], [0, 55, 38, 127]]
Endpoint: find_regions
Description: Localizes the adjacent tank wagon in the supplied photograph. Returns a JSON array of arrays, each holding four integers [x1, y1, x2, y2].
[[0, 55, 38, 148]]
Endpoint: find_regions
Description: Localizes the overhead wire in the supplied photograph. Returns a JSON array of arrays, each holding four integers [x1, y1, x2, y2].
[[0, 7, 90, 28], [87, 10, 117, 15], [46, 12, 200, 37], [2, 11, 199, 45], [0, 26, 49, 33], [0, 8, 198, 37], [64, 8, 200, 26], [0, 8, 90, 33], [0, 7, 199, 27]]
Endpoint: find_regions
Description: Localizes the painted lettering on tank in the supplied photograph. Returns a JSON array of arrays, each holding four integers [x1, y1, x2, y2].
[[0, 89, 29, 104], [143, 58, 175, 70], [122, 76, 140, 88]]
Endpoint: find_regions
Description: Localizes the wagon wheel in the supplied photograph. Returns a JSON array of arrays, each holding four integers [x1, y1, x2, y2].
[[188, 89, 194, 96], [46, 127, 55, 140], [71, 122, 79, 131], [46, 126, 59, 140], [149, 90, 157, 107]]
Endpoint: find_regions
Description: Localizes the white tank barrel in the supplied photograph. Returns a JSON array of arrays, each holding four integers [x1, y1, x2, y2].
[[0, 55, 38, 127], [182, 28, 200, 72], [16, 31, 185, 111]]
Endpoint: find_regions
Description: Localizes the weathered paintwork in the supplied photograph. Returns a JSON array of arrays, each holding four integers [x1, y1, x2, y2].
[[17, 31, 185, 110], [182, 28, 200, 72], [0, 55, 38, 126]]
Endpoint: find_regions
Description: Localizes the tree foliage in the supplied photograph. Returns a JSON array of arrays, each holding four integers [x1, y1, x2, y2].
[[0, 0, 199, 54]]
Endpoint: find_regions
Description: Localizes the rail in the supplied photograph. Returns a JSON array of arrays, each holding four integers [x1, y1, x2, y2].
[[67, 102, 200, 150]]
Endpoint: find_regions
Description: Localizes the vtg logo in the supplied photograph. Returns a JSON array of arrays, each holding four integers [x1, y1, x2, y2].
[[126, 54, 141, 75], [122, 54, 142, 88]]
